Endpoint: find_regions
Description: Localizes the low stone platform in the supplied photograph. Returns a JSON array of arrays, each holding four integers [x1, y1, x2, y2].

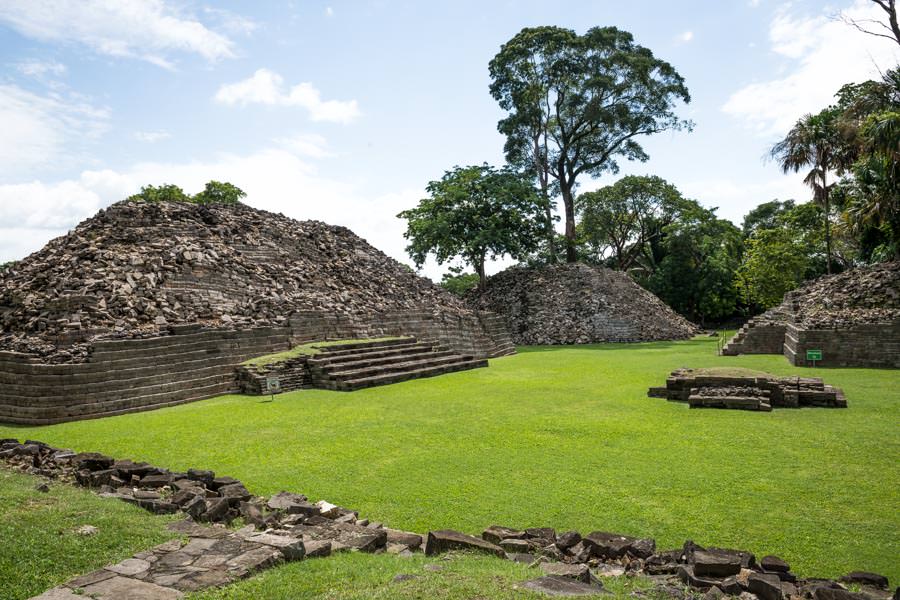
[[648, 368, 847, 411]]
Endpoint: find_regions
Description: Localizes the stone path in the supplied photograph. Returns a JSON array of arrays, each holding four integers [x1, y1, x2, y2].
[[32, 520, 326, 599]]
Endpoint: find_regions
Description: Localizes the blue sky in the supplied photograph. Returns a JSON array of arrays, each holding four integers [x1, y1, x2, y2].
[[1, 0, 897, 279]]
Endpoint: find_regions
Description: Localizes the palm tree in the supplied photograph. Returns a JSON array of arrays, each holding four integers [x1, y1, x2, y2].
[[770, 109, 847, 274]]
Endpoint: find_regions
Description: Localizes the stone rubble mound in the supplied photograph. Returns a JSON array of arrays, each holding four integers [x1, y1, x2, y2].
[[0, 200, 471, 362], [467, 263, 697, 345], [774, 261, 899, 329], [3, 439, 893, 600]]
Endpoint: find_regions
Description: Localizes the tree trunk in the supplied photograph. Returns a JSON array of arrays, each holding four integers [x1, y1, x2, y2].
[[561, 184, 577, 263], [475, 254, 486, 288], [823, 174, 832, 275], [542, 192, 556, 262]]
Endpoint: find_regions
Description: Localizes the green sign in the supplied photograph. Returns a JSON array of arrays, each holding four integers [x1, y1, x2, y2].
[[806, 349, 823, 361]]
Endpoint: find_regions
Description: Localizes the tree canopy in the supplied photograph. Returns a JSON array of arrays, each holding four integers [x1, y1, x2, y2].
[[489, 26, 692, 263], [398, 165, 549, 286], [126, 181, 246, 205], [577, 175, 688, 272]]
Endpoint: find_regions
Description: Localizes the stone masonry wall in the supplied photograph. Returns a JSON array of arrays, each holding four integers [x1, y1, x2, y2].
[[0, 327, 291, 425], [721, 322, 787, 355], [236, 356, 311, 395], [783, 322, 900, 368], [0, 310, 513, 425]]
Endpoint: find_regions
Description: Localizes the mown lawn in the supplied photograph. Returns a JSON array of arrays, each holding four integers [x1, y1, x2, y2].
[[1, 336, 898, 589], [0, 470, 181, 599]]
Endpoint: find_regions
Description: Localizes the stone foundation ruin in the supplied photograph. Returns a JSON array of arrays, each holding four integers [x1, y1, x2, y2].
[[0, 201, 513, 424], [722, 262, 900, 368], [648, 368, 847, 411], [467, 263, 697, 345]]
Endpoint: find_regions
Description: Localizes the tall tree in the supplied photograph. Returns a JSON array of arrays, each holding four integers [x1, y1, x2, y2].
[[770, 109, 848, 274], [741, 199, 796, 237], [842, 0, 900, 46], [648, 205, 742, 325], [398, 165, 548, 287], [489, 26, 692, 263], [576, 175, 687, 272]]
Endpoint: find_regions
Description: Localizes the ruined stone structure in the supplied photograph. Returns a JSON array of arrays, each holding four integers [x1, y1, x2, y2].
[[467, 263, 697, 345], [648, 368, 847, 411], [0, 201, 513, 424], [723, 262, 900, 368]]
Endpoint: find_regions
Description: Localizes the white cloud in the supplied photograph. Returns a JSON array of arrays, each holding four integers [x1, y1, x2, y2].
[[0, 0, 237, 68], [680, 175, 809, 226], [215, 69, 361, 124], [0, 147, 425, 276], [0, 84, 109, 178], [203, 7, 258, 36], [723, 0, 900, 135], [274, 133, 334, 158], [676, 31, 694, 43], [748, 0, 761, 7], [15, 59, 66, 78], [134, 130, 172, 143], [325, 7, 335, 17]]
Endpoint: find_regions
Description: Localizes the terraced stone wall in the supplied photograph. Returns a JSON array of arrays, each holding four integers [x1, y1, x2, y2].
[[0, 327, 291, 425], [783, 322, 900, 368], [0, 310, 514, 425], [721, 321, 787, 356]]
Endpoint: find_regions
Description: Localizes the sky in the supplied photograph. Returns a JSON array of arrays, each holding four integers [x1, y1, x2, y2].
[[0, 0, 898, 280]]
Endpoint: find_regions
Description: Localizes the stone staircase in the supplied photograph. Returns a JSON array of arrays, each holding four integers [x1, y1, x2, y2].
[[306, 338, 488, 391]]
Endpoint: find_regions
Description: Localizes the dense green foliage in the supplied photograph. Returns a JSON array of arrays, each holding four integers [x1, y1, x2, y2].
[[440, 270, 481, 297], [0, 470, 180, 600], [576, 176, 741, 324], [398, 165, 548, 285], [0, 261, 16, 272], [737, 202, 836, 310], [3, 337, 897, 585], [489, 26, 691, 262], [127, 180, 246, 205], [768, 67, 900, 264]]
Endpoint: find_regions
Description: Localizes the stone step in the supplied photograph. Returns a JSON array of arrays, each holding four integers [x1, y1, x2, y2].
[[314, 337, 417, 354], [311, 349, 456, 373], [311, 340, 420, 359], [307, 342, 437, 365], [325, 353, 480, 382], [336, 358, 489, 391]]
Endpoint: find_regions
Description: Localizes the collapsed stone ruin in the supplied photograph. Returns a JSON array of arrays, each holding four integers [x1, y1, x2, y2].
[[722, 262, 900, 368], [467, 263, 697, 345], [4, 439, 892, 600], [0, 201, 513, 424], [648, 368, 847, 412]]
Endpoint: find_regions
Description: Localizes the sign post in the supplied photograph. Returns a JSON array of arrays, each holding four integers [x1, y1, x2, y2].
[[806, 349, 822, 367], [265, 376, 282, 402]]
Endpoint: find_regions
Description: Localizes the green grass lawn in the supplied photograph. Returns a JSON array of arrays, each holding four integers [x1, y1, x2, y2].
[[0, 470, 181, 599], [1, 336, 898, 589]]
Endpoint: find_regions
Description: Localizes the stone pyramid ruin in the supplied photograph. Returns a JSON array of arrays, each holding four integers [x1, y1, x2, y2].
[[0, 200, 512, 424], [723, 261, 900, 368], [467, 263, 697, 345]]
